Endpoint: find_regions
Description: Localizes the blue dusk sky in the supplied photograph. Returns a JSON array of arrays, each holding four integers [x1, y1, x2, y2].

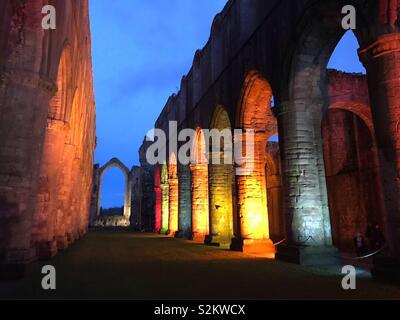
[[89, 2, 365, 209]]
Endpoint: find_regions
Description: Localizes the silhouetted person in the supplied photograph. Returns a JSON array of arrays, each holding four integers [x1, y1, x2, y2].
[[370, 224, 385, 251], [354, 232, 366, 257]]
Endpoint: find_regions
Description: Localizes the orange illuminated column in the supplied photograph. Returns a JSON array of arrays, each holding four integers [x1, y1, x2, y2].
[[33, 120, 66, 259], [160, 164, 170, 234], [190, 129, 210, 242], [168, 155, 179, 236], [232, 132, 274, 257]]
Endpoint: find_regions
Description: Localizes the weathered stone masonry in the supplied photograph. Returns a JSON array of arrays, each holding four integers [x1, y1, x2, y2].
[[0, 0, 96, 278], [141, 0, 400, 279]]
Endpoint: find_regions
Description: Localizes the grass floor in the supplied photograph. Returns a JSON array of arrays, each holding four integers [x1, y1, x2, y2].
[[1, 229, 399, 299]]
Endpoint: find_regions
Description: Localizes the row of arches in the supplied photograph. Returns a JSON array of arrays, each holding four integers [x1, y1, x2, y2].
[[152, 66, 383, 256], [32, 41, 96, 259]]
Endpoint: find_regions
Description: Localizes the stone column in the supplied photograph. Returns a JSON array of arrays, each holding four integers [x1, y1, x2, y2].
[[275, 104, 338, 266], [160, 182, 169, 234], [177, 164, 192, 239], [89, 164, 100, 227], [231, 132, 274, 256], [207, 151, 233, 248], [359, 33, 400, 278], [124, 172, 132, 226], [0, 70, 55, 278], [34, 119, 67, 260], [154, 186, 162, 232], [168, 177, 179, 236], [190, 164, 209, 242]]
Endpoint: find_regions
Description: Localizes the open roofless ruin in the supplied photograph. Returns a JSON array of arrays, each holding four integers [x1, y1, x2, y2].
[[1, 0, 400, 283]]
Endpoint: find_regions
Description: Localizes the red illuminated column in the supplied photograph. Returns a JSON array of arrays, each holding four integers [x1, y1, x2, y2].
[[154, 186, 162, 232], [153, 166, 162, 232], [359, 33, 400, 259]]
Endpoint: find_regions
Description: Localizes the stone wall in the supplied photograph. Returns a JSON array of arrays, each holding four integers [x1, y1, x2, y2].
[[141, 0, 400, 273], [0, 0, 96, 278]]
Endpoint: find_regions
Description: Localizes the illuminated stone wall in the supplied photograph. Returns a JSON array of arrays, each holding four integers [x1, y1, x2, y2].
[[323, 71, 383, 252], [147, 1, 400, 272], [0, 0, 95, 278]]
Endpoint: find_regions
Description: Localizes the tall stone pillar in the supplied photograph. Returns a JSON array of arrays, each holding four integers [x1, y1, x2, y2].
[[275, 104, 338, 266], [168, 177, 179, 236], [359, 33, 400, 278], [33, 119, 67, 260], [231, 132, 274, 255], [0, 71, 56, 278], [177, 164, 192, 239], [207, 151, 233, 248], [153, 165, 162, 232], [154, 186, 162, 232], [190, 164, 209, 242], [89, 164, 101, 227], [160, 182, 169, 234]]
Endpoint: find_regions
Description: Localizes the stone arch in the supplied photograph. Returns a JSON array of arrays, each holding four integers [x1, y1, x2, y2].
[[236, 70, 277, 136], [328, 102, 375, 137], [277, 1, 366, 253], [207, 105, 234, 247], [96, 158, 131, 226], [190, 128, 210, 242], [168, 153, 179, 236], [231, 71, 276, 256], [322, 106, 383, 252], [48, 44, 73, 122], [33, 46, 72, 259]]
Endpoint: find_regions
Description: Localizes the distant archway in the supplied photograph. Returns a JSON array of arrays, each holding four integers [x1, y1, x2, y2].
[[96, 158, 131, 227]]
